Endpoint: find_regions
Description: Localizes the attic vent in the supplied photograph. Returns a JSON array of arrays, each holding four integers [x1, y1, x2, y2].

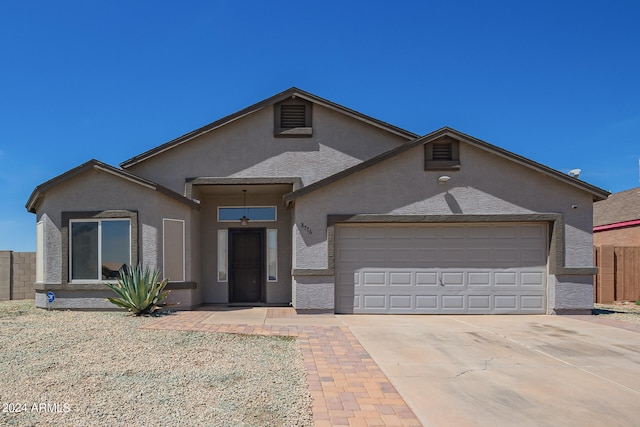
[[274, 98, 312, 138], [432, 143, 453, 161], [424, 137, 460, 170], [280, 105, 307, 129]]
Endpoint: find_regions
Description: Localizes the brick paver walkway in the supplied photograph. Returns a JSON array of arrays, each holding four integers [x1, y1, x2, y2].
[[142, 311, 422, 426]]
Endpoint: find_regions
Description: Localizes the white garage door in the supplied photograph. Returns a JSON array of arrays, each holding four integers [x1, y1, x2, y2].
[[335, 223, 547, 314]]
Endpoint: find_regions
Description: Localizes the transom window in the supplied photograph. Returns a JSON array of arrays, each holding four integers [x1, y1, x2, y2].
[[218, 206, 277, 222], [70, 219, 131, 281]]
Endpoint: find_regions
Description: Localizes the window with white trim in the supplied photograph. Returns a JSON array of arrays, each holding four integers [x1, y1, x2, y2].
[[70, 219, 131, 281], [218, 206, 277, 222], [267, 229, 277, 282], [218, 230, 228, 282]]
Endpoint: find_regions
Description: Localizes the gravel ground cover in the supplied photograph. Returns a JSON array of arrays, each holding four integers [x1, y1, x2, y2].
[[594, 301, 640, 324], [0, 300, 313, 427]]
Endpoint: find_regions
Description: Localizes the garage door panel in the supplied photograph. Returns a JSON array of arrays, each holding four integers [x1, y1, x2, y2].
[[521, 224, 545, 238], [469, 272, 491, 286], [441, 272, 464, 286], [389, 272, 412, 286], [521, 272, 545, 287], [521, 295, 545, 310], [337, 272, 355, 286], [521, 248, 545, 263], [468, 226, 492, 239], [494, 226, 518, 238], [494, 249, 518, 263], [442, 249, 466, 263], [416, 295, 438, 308], [442, 295, 465, 309], [495, 272, 518, 286], [390, 249, 413, 262], [469, 249, 492, 263], [363, 249, 386, 262], [416, 272, 438, 286], [363, 295, 386, 309], [337, 248, 361, 262], [362, 271, 386, 286], [494, 295, 518, 309], [414, 248, 439, 263], [469, 295, 491, 309], [335, 223, 547, 314], [389, 295, 412, 309]]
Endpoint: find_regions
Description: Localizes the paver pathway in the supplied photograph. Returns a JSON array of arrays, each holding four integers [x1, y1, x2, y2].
[[142, 310, 422, 427]]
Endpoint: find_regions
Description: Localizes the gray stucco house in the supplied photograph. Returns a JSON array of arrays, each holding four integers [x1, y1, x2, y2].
[[26, 88, 609, 314]]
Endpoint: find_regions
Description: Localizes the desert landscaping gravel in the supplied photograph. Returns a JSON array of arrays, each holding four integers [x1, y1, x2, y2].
[[0, 300, 312, 427], [594, 302, 640, 324]]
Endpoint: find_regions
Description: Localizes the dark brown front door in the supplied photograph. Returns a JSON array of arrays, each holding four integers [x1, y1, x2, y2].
[[229, 228, 264, 303]]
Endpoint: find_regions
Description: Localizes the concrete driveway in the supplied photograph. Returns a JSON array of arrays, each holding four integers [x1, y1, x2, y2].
[[340, 315, 640, 427]]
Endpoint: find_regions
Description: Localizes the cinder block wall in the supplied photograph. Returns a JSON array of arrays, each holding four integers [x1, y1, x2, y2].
[[0, 251, 10, 300], [0, 251, 36, 301]]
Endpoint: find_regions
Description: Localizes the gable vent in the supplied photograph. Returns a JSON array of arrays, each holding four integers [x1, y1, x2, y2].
[[280, 104, 307, 128], [432, 143, 452, 161]]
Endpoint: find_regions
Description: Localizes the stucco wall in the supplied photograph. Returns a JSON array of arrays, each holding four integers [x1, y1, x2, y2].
[[125, 104, 408, 193], [34, 168, 200, 309], [0, 251, 36, 301], [294, 142, 594, 269], [292, 141, 596, 312], [594, 226, 640, 246]]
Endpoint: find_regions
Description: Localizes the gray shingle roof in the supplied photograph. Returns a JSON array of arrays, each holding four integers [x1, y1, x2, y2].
[[120, 87, 418, 169], [593, 186, 640, 226]]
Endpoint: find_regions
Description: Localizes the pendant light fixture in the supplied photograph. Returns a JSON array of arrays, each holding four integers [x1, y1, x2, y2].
[[239, 189, 249, 226]]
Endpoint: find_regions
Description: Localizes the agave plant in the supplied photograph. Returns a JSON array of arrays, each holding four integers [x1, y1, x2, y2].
[[106, 265, 171, 315]]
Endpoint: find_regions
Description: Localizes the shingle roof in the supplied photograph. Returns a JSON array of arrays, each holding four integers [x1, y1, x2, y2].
[[26, 159, 200, 213], [284, 127, 610, 205], [120, 87, 419, 169], [593, 186, 640, 226]]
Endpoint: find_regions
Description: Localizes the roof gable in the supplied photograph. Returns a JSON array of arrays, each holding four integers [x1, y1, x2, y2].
[[120, 87, 418, 169], [593, 186, 640, 226], [284, 127, 610, 205], [26, 159, 199, 213]]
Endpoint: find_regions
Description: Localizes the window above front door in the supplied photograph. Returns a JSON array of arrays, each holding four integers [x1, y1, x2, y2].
[[217, 206, 277, 222]]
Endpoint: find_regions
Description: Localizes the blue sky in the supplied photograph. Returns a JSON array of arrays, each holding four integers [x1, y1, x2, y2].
[[1, 1, 639, 251]]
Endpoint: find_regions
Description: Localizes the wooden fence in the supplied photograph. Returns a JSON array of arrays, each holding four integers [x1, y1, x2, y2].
[[594, 246, 640, 303]]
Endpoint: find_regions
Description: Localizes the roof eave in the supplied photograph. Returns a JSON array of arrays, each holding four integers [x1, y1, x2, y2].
[[26, 159, 200, 214], [284, 127, 611, 203], [438, 128, 611, 201], [120, 87, 418, 169]]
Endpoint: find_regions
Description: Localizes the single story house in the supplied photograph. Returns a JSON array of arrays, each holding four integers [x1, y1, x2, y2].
[[593, 186, 640, 246], [26, 88, 609, 314]]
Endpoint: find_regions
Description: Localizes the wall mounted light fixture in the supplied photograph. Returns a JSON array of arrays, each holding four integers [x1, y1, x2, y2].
[[438, 175, 451, 184]]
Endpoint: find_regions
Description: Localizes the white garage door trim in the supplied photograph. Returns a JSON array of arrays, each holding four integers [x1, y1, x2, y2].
[[335, 222, 548, 314]]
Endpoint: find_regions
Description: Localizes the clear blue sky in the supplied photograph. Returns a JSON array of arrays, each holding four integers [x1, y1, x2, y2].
[[1, 1, 639, 251]]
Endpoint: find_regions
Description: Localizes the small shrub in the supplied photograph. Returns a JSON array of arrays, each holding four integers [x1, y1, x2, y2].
[[106, 265, 171, 315], [636, 300, 640, 306]]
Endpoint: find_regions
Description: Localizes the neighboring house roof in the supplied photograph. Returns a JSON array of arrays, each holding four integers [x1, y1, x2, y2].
[[26, 159, 200, 213], [120, 87, 419, 169], [284, 127, 610, 206], [593, 186, 640, 229]]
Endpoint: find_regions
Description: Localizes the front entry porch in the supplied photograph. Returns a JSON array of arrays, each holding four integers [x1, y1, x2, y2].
[[191, 179, 296, 305]]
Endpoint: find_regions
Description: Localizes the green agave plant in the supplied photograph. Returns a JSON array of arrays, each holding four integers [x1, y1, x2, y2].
[[106, 265, 171, 315]]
